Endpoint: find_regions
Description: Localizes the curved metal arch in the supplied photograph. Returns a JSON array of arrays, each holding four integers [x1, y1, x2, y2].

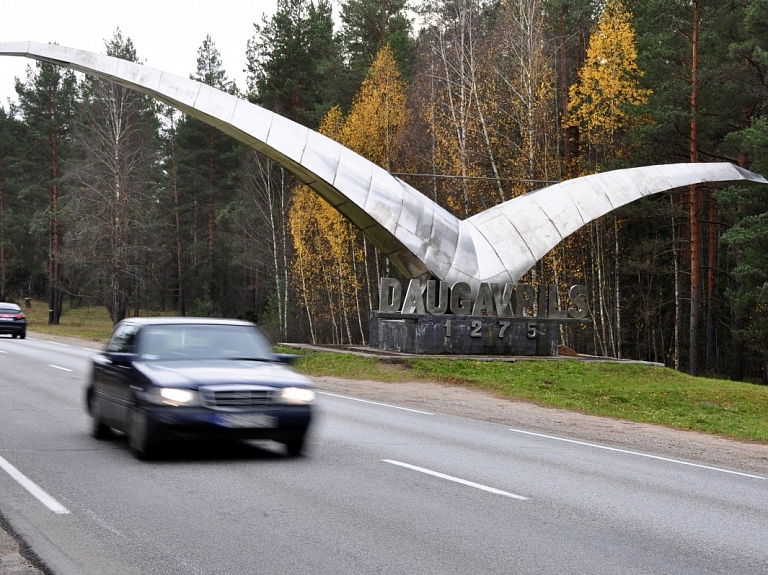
[[3, 41, 766, 293]]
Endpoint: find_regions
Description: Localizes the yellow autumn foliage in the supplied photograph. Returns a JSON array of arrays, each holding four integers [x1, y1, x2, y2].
[[568, 0, 651, 161], [288, 46, 407, 344]]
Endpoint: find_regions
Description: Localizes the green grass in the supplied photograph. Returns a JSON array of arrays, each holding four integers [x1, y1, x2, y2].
[[283, 348, 768, 443], [22, 302, 768, 442], [23, 299, 114, 341]]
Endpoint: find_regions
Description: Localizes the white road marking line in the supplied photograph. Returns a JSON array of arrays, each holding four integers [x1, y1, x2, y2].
[[509, 429, 765, 480], [0, 456, 70, 514], [82, 348, 100, 352], [49, 365, 73, 372], [383, 459, 528, 500], [0, 350, 6, 353], [318, 391, 433, 415], [45, 340, 69, 347]]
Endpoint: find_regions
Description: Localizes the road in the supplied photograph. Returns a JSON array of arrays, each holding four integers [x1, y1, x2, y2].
[[1, 335, 766, 574]]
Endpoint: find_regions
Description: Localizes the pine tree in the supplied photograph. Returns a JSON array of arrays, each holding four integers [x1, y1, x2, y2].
[[339, 0, 416, 86], [14, 56, 78, 324], [246, 0, 344, 128], [190, 35, 240, 315]]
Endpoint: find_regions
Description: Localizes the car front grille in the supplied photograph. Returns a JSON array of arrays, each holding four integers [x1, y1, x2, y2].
[[199, 385, 277, 410]]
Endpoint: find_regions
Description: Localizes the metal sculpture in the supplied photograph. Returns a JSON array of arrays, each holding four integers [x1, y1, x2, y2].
[[3, 41, 766, 295]]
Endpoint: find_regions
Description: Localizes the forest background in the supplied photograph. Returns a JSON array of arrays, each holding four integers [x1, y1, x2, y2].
[[0, 0, 767, 383]]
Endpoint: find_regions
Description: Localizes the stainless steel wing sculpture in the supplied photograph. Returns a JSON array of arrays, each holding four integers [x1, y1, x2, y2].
[[3, 41, 766, 294]]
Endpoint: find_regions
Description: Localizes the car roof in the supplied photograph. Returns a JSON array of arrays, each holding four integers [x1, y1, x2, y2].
[[0, 302, 21, 310], [117, 317, 255, 327]]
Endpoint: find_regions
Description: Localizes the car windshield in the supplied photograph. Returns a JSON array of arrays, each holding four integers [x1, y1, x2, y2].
[[0, 304, 20, 313], [137, 324, 275, 361]]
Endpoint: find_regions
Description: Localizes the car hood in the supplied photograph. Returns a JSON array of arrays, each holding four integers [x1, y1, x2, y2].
[[134, 359, 313, 389]]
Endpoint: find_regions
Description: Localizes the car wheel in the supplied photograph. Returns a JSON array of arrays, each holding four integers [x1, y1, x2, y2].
[[128, 408, 156, 459], [284, 435, 306, 457], [11, 334, 17, 339], [19, 332, 25, 339], [89, 395, 112, 439]]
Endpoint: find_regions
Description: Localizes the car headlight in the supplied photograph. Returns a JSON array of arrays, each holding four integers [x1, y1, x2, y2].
[[281, 387, 315, 404], [145, 388, 200, 406]]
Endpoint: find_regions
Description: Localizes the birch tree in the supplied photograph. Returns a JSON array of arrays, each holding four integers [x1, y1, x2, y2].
[[64, 30, 160, 323], [567, 0, 650, 357]]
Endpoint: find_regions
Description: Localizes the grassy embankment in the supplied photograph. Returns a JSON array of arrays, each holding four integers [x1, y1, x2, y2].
[[22, 299, 768, 443]]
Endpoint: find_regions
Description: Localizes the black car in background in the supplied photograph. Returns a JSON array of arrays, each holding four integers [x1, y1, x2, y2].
[[0, 302, 27, 339], [86, 317, 315, 459]]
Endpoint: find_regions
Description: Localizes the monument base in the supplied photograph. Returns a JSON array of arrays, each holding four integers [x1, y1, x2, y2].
[[370, 312, 580, 356]]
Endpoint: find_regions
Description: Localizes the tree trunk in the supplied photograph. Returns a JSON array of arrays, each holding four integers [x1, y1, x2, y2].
[[208, 127, 216, 313], [688, 0, 700, 376], [705, 190, 717, 371], [0, 165, 5, 302], [171, 123, 185, 316], [49, 110, 61, 326], [559, 5, 569, 168], [672, 198, 681, 371]]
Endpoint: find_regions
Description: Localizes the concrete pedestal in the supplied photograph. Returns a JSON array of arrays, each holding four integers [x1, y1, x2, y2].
[[369, 312, 580, 356]]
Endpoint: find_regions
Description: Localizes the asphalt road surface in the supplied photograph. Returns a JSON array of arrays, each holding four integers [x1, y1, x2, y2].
[[1, 335, 766, 575]]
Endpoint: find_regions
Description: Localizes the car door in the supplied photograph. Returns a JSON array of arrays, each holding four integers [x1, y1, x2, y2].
[[93, 323, 139, 427]]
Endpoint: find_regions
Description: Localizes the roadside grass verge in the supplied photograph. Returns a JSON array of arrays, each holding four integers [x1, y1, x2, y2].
[[23, 299, 113, 341], [284, 348, 768, 443]]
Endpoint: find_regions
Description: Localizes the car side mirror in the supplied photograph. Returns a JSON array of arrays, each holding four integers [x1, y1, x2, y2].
[[274, 353, 299, 366], [105, 352, 137, 366]]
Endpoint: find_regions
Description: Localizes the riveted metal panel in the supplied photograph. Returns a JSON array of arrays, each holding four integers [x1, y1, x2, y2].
[[601, 171, 643, 209], [396, 183, 435, 241], [32, 42, 118, 78], [449, 224, 480, 279], [364, 166, 404, 235], [228, 99, 273, 144], [114, 59, 163, 95], [422, 244, 454, 280], [193, 84, 239, 127], [266, 114, 309, 164], [469, 213, 535, 283], [156, 72, 200, 110], [333, 148, 372, 209], [300, 131, 341, 187], [428, 206, 460, 260], [529, 187, 586, 238], [0, 41, 31, 56], [394, 225, 429, 260], [503, 196, 563, 261], [463, 220, 509, 281], [559, 178, 614, 223], [387, 248, 431, 278], [443, 267, 476, 292]]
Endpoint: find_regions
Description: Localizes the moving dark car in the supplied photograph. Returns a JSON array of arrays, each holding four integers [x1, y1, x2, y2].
[[0, 302, 27, 339], [86, 317, 314, 459]]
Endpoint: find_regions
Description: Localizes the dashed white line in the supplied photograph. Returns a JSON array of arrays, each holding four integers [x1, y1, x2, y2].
[[318, 391, 433, 415], [49, 365, 73, 372], [383, 459, 528, 500], [0, 456, 70, 514], [45, 340, 69, 347], [509, 429, 765, 480]]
